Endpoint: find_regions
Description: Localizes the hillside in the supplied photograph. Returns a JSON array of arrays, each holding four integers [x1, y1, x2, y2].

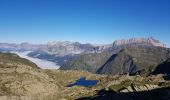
[[98, 46, 170, 75], [61, 46, 170, 75], [60, 50, 117, 73], [1, 52, 170, 100], [0, 52, 102, 100], [0, 53, 59, 100]]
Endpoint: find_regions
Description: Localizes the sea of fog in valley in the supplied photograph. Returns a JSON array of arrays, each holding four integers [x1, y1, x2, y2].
[[11, 51, 60, 69]]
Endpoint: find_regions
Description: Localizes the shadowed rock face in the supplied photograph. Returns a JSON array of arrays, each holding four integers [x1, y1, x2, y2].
[[97, 52, 137, 75], [152, 58, 170, 75], [77, 87, 170, 100], [60, 50, 117, 73]]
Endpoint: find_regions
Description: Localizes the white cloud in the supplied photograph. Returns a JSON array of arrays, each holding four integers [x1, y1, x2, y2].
[[11, 51, 60, 69]]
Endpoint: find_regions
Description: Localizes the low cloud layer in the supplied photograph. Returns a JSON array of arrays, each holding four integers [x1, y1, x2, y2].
[[11, 51, 60, 69]]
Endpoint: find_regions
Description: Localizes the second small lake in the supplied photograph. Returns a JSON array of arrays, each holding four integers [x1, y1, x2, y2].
[[67, 77, 98, 87]]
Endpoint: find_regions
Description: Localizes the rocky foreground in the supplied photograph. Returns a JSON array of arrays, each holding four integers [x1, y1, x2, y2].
[[0, 53, 170, 100]]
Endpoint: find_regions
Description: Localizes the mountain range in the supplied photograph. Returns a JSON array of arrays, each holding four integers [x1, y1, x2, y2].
[[1, 37, 170, 100], [0, 37, 166, 53], [0, 37, 168, 75]]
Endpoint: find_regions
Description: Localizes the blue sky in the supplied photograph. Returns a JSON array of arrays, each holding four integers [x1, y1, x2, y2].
[[0, 0, 170, 47]]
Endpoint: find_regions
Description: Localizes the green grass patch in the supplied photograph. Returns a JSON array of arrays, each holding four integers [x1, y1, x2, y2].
[[109, 79, 132, 91]]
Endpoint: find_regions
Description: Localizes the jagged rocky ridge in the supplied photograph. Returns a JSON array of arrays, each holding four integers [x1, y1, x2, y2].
[[41, 37, 166, 55], [0, 37, 165, 56], [2, 37, 166, 51], [113, 37, 166, 47]]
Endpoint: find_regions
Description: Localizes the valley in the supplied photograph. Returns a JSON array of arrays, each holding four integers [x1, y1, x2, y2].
[[1, 0, 170, 99], [11, 51, 60, 69], [0, 37, 170, 100]]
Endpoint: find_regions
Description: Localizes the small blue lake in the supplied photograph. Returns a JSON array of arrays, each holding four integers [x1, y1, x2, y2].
[[66, 77, 98, 87]]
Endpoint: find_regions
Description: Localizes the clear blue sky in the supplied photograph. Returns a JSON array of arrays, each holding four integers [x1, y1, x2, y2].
[[0, 0, 170, 47]]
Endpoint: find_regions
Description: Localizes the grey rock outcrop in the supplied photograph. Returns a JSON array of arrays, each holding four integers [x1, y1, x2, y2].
[[113, 37, 166, 47], [120, 84, 159, 93]]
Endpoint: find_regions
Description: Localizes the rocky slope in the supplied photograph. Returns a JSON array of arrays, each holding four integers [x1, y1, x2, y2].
[[77, 74, 170, 100], [45, 70, 170, 100], [0, 52, 103, 100], [0, 53, 59, 100]]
